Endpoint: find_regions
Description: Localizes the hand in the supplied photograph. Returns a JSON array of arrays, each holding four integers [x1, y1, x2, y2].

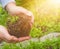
[[0, 25, 31, 43], [6, 2, 34, 26]]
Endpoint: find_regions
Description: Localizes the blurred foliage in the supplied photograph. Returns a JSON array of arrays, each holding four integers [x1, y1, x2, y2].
[[16, 0, 60, 37], [0, 6, 8, 26], [1, 37, 60, 49], [0, 0, 60, 37], [0, 0, 60, 49]]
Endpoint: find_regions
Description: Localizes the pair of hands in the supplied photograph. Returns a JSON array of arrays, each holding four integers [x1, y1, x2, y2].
[[0, 2, 34, 43]]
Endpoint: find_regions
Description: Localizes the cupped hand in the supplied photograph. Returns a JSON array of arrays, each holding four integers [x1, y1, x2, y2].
[[0, 25, 30, 43], [6, 4, 34, 25]]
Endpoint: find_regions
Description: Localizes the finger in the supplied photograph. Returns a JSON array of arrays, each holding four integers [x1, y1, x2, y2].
[[24, 11, 34, 24], [7, 36, 19, 43], [11, 36, 19, 42], [18, 36, 31, 42]]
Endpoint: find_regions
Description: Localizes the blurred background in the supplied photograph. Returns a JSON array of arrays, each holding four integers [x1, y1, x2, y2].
[[0, 0, 60, 38]]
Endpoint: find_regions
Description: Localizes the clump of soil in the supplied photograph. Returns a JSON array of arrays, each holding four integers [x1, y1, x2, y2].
[[7, 16, 32, 38]]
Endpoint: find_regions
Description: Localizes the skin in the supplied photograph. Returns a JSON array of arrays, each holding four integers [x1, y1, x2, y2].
[[0, 2, 34, 43]]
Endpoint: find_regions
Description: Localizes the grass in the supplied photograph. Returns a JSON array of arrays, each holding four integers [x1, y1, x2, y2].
[[0, 37, 60, 49], [0, 0, 60, 49]]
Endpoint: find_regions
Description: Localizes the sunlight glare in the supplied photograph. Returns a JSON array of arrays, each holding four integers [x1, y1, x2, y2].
[[48, 0, 60, 8]]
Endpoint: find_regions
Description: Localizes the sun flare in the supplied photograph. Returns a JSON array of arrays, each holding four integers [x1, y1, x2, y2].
[[49, 0, 60, 4], [46, 0, 60, 8]]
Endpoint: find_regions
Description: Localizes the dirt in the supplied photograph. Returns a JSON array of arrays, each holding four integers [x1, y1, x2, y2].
[[7, 16, 32, 38]]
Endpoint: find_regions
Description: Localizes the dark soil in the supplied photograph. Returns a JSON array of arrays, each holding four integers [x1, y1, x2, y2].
[[7, 16, 32, 38]]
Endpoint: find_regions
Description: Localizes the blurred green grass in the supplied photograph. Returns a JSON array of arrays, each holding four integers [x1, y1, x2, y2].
[[16, 0, 60, 37], [0, 0, 60, 49], [0, 0, 60, 37], [0, 37, 60, 49]]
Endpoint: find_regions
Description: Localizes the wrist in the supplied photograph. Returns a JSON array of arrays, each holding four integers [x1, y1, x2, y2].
[[5, 2, 16, 12]]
